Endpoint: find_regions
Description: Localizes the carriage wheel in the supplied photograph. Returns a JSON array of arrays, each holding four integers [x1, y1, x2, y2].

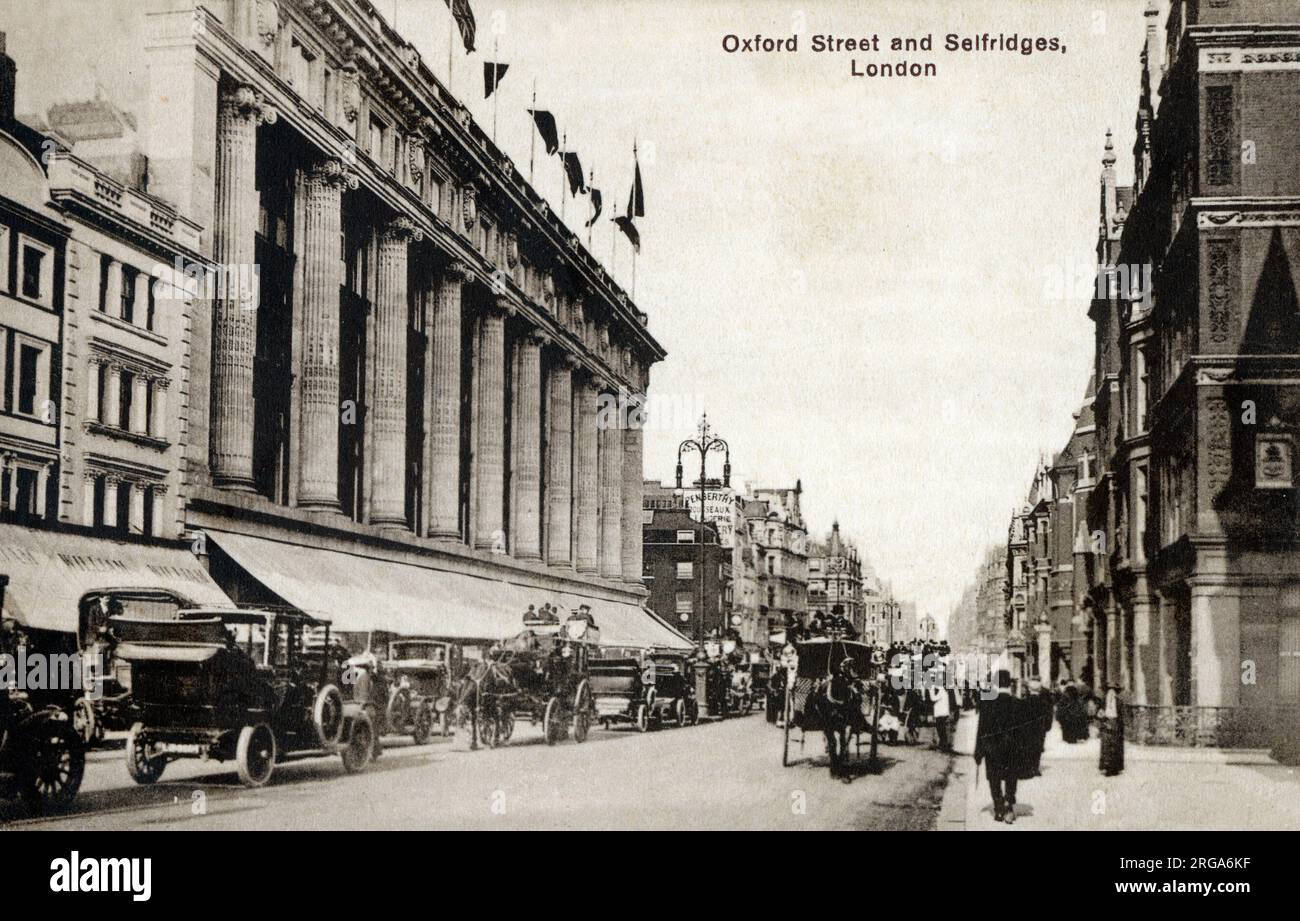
[[688, 699, 700, 725], [341, 712, 374, 773], [543, 697, 563, 746], [125, 722, 166, 785], [479, 706, 500, 749], [235, 723, 276, 788], [19, 719, 85, 812], [313, 684, 345, 748], [499, 709, 516, 742], [573, 682, 592, 743], [674, 698, 687, 727], [635, 704, 650, 733], [387, 686, 412, 734]]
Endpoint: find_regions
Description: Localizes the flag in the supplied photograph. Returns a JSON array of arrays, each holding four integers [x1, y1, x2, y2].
[[483, 62, 509, 98], [444, 0, 476, 53], [627, 151, 645, 217], [563, 151, 586, 196], [614, 215, 640, 252], [528, 109, 559, 156], [585, 187, 603, 227]]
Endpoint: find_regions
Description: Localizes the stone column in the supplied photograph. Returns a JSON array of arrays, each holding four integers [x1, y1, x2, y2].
[[297, 157, 352, 510], [151, 485, 168, 537], [134, 270, 151, 324], [369, 216, 420, 526], [131, 375, 148, 434], [103, 261, 121, 316], [34, 464, 48, 519], [105, 366, 122, 428], [426, 261, 471, 538], [545, 352, 576, 567], [102, 476, 119, 529], [473, 296, 512, 549], [129, 482, 146, 534], [86, 358, 101, 423], [621, 392, 645, 582], [1035, 620, 1052, 684], [1191, 582, 1239, 708], [153, 378, 170, 442], [573, 374, 600, 573], [82, 473, 96, 526], [597, 382, 623, 580], [210, 82, 275, 490], [511, 329, 546, 560]]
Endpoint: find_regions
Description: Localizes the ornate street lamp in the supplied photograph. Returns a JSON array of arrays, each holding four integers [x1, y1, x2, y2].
[[676, 414, 730, 645]]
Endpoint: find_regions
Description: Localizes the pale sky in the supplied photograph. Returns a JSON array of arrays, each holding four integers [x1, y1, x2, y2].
[[3, 0, 1152, 631]]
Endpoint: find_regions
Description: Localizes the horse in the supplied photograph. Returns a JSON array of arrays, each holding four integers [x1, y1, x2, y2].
[[449, 658, 516, 750], [805, 669, 865, 782]]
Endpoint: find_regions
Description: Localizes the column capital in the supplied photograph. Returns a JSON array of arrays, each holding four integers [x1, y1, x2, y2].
[[311, 157, 359, 191], [220, 81, 278, 126], [381, 215, 423, 243], [489, 294, 517, 318], [445, 260, 476, 285], [552, 349, 581, 371], [524, 328, 551, 349]]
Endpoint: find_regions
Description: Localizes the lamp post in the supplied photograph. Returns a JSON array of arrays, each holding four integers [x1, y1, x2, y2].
[[676, 414, 729, 645]]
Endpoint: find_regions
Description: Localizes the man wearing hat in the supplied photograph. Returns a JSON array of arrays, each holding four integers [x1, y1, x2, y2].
[[974, 668, 1028, 824]]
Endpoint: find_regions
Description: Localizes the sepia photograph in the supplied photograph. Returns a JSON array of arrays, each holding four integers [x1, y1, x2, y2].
[[0, 0, 1290, 896]]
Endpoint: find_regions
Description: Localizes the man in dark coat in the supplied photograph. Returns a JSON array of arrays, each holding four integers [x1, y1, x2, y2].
[[974, 669, 1029, 824], [1024, 677, 1053, 776]]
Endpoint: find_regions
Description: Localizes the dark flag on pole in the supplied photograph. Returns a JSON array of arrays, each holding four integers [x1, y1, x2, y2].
[[613, 215, 640, 252], [528, 109, 559, 156], [444, 0, 476, 53], [563, 151, 586, 196], [585, 187, 603, 227], [627, 150, 645, 217], [483, 62, 509, 98]]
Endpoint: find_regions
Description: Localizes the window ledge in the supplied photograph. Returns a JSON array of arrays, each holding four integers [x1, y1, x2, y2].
[[84, 420, 170, 450], [91, 309, 167, 346]]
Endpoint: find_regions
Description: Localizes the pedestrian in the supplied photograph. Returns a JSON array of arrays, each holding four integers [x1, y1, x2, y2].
[[1024, 677, 1052, 775], [1099, 685, 1125, 776], [1057, 682, 1088, 743], [928, 673, 952, 752], [974, 669, 1032, 824]]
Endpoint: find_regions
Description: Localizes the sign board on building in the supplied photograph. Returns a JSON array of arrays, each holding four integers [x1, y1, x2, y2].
[[684, 487, 737, 548]]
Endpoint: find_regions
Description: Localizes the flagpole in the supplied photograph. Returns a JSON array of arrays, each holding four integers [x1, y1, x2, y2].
[[447, 14, 454, 95], [560, 130, 567, 222], [491, 37, 500, 143], [587, 167, 595, 249], [631, 137, 639, 298], [528, 80, 537, 184]]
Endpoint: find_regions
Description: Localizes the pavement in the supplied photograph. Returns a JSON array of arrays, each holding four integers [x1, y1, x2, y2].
[[939, 707, 1300, 830], [5, 710, 953, 830]]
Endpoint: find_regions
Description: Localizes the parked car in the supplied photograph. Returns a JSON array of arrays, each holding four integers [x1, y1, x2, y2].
[[111, 607, 375, 787], [0, 615, 85, 812]]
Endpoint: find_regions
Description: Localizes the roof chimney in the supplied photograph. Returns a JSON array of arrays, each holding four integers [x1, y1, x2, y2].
[[0, 32, 16, 124]]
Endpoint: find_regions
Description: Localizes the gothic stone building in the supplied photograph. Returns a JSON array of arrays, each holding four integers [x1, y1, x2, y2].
[[1087, 0, 1300, 746]]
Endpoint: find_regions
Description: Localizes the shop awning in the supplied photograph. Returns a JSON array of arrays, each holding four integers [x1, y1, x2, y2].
[[0, 522, 232, 633], [208, 530, 692, 650]]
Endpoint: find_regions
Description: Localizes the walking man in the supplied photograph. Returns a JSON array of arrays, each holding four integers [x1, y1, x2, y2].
[[974, 669, 1027, 824]]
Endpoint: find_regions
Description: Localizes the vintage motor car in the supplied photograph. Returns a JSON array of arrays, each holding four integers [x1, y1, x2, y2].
[[589, 649, 698, 731], [383, 638, 460, 742], [0, 611, 86, 813], [111, 607, 375, 787]]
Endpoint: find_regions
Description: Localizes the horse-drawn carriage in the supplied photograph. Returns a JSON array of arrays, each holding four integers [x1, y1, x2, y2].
[[781, 637, 880, 774], [589, 648, 699, 731], [457, 608, 599, 748]]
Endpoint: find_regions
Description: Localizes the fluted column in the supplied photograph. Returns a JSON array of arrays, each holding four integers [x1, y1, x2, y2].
[[130, 376, 148, 434], [210, 82, 275, 489], [511, 329, 546, 560], [573, 374, 600, 573], [86, 358, 101, 423], [621, 392, 646, 582], [297, 158, 352, 510], [427, 261, 471, 538], [473, 296, 513, 549], [105, 366, 122, 428], [369, 216, 421, 526], [598, 382, 623, 580], [545, 352, 576, 567]]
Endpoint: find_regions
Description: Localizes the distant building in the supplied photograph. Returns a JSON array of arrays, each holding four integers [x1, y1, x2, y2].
[[807, 521, 863, 631], [746, 483, 808, 640], [641, 507, 727, 642]]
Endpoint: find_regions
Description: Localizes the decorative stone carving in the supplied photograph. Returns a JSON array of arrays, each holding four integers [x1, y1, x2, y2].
[[224, 83, 278, 126], [316, 156, 358, 190], [461, 184, 479, 230], [407, 135, 424, 181], [381, 215, 423, 243], [1204, 396, 1232, 494], [340, 68, 361, 122], [256, 0, 280, 49], [506, 232, 519, 268], [1205, 84, 1234, 187], [1206, 237, 1237, 345]]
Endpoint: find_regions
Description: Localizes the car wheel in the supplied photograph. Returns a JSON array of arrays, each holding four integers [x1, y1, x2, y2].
[[235, 723, 276, 788], [19, 718, 85, 813], [313, 684, 345, 748], [499, 709, 515, 743], [72, 698, 97, 747], [635, 704, 649, 733], [341, 712, 374, 773], [386, 686, 412, 734], [411, 704, 432, 745], [125, 722, 166, 785]]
